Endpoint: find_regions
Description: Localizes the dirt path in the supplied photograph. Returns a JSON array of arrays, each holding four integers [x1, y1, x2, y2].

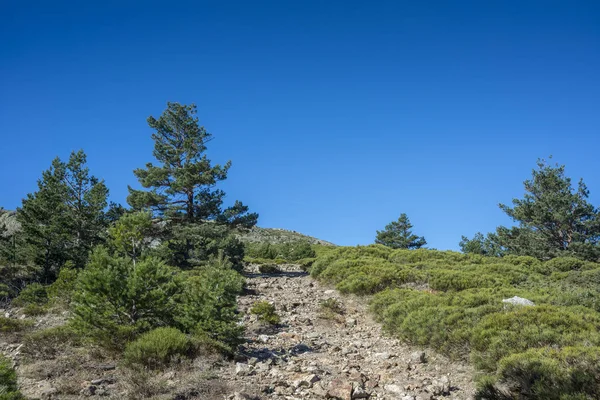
[[218, 264, 476, 400]]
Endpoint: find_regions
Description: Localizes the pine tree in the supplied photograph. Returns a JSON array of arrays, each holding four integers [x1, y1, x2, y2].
[[375, 213, 427, 249], [17, 150, 108, 281], [127, 102, 257, 228], [497, 158, 600, 260]]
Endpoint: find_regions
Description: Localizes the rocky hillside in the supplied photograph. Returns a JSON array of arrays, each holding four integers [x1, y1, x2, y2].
[[2, 263, 474, 400], [237, 227, 336, 247]]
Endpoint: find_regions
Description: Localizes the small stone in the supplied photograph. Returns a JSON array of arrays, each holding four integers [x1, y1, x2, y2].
[[327, 378, 353, 400], [80, 385, 96, 397], [96, 364, 116, 371], [235, 362, 251, 376], [352, 387, 370, 399], [384, 384, 403, 395], [410, 351, 427, 364], [375, 352, 390, 360]]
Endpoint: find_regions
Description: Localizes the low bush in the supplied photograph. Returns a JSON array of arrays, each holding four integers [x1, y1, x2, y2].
[[175, 257, 244, 352], [72, 248, 182, 346], [250, 301, 280, 325], [22, 325, 84, 359], [477, 346, 600, 400], [258, 264, 280, 274], [319, 298, 344, 321], [0, 355, 23, 400], [124, 327, 192, 369], [47, 266, 79, 305], [21, 303, 47, 316], [12, 283, 47, 307], [0, 317, 32, 333]]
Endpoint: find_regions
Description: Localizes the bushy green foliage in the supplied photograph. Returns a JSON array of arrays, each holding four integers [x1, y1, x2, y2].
[[312, 245, 600, 398], [18, 150, 109, 281], [12, 283, 47, 307], [245, 241, 316, 262], [465, 159, 600, 261], [124, 327, 191, 369], [477, 347, 600, 400], [72, 248, 244, 352], [72, 248, 181, 345], [0, 355, 23, 400], [375, 213, 426, 249], [175, 254, 244, 351], [47, 265, 79, 305], [319, 298, 345, 320], [250, 301, 280, 325], [158, 223, 246, 271], [258, 264, 280, 274], [0, 317, 32, 333]]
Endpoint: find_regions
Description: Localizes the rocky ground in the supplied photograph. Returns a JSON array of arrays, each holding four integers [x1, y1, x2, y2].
[[219, 264, 475, 400], [1, 263, 475, 399]]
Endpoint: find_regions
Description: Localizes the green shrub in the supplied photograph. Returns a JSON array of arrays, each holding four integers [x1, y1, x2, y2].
[[175, 256, 244, 351], [47, 266, 79, 305], [72, 248, 181, 346], [0, 317, 32, 333], [471, 305, 600, 371], [258, 264, 280, 274], [319, 298, 344, 320], [250, 301, 280, 325], [124, 327, 191, 369], [477, 347, 600, 400], [0, 355, 23, 400], [544, 257, 591, 272], [13, 283, 47, 307], [21, 303, 47, 316]]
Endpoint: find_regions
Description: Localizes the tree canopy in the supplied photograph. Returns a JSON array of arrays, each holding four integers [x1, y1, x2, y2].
[[127, 102, 257, 229], [461, 159, 600, 261], [375, 213, 427, 249]]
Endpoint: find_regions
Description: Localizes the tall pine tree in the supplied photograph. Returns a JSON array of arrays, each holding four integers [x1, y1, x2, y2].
[[127, 102, 257, 228], [18, 150, 108, 281]]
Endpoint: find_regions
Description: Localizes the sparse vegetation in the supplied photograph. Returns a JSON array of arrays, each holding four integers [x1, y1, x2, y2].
[[250, 301, 281, 325], [319, 298, 345, 321], [245, 241, 316, 263], [0, 355, 23, 400], [124, 327, 192, 369]]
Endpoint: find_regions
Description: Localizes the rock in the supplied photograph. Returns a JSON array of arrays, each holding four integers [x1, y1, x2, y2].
[[235, 362, 252, 376], [374, 352, 390, 360], [410, 351, 427, 364], [96, 364, 116, 371], [502, 296, 535, 306], [80, 385, 97, 397], [327, 378, 353, 400], [258, 334, 270, 343], [352, 387, 370, 398], [384, 384, 403, 395], [428, 376, 450, 395], [232, 392, 254, 400], [40, 387, 58, 399]]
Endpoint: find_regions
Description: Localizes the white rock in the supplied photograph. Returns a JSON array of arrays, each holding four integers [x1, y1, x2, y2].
[[502, 296, 535, 306]]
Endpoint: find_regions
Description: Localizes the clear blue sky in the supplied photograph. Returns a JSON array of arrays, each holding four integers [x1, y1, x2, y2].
[[1, 1, 599, 249]]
